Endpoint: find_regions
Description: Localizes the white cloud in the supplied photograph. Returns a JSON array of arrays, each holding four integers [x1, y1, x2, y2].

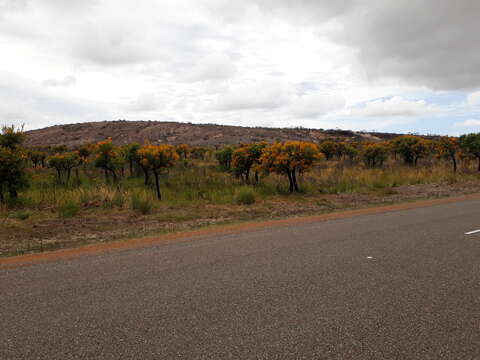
[[359, 96, 437, 117], [125, 93, 163, 112], [454, 119, 480, 127], [210, 81, 293, 111], [179, 53, 236, 82], [290, 93, 345, 118], [467, 92, 480, 107], [42, 75, 76, 87]]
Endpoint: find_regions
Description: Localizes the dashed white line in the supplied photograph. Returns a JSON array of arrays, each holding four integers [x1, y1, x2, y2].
[[465, 229, 480, 235]]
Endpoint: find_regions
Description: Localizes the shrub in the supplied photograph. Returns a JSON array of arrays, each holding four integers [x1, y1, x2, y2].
[[131, 191, 155, 214], [234, 186, 255, 205], [57, 199, 80, 218], [11, 210, 31, 220]]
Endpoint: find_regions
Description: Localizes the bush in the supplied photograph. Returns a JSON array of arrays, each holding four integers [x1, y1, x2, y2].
[[11, 210, 31, 220], [234, 186, 255, 205], [131, 191, 155, 214], [57, 199, 80, 218]]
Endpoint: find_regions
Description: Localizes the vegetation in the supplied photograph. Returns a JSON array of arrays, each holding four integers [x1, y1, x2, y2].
[[3, 124, 480, 256]]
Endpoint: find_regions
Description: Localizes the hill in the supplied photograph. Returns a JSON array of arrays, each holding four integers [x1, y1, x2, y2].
[[24, 120, 398, 148]]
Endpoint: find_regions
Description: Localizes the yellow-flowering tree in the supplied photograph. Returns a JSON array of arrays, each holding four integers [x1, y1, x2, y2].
[[436, 137, 459, 173], [232, 143, 267, 183], [175, 144, 191, 159], [392, 135, 432, 166], [0, 125, 28, 202], [47, 152, 81, 185], [361, 143, 388, 168], [94, 138, 123, 184], [258, 141, 322, 193], [138, 144, 179, 199]]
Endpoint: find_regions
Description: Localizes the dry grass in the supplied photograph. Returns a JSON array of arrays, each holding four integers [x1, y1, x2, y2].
[[1, 158, 479, 257]]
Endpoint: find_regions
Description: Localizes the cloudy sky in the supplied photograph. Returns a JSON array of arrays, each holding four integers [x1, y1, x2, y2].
[[1, 0, 480, 134]]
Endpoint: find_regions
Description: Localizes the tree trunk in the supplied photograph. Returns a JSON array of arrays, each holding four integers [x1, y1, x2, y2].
[[143, 167, 150, 185], [154, 171, 161, 200], [286, 169, 294, 193], [254, 171, 259, 184], [111, 169, 118, 184], [67, 169, 71, 186], [292, 168, 299, 192], [452, 155, 457, 173], [9, 187, 18, 199], [104, 169, 109, 184], [129, 160, 134, 177], [245, 168, 250, 184]]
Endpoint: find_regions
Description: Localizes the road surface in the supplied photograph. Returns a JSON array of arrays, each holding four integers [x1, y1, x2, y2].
[[2, 198, 480, 359]]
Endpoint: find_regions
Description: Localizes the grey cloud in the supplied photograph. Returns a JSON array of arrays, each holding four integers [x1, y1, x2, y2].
[[251, 0, 480, 90]]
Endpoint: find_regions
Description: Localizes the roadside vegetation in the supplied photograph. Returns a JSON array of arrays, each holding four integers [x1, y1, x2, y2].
[[2, 124, 480, 256]]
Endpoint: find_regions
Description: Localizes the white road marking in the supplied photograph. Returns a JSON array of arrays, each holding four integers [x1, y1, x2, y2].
[[465, 229, 480, 235], [367, 256, 373, 259]]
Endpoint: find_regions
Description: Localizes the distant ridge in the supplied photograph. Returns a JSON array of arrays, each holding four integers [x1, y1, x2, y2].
[[24, 120, 403, 148]]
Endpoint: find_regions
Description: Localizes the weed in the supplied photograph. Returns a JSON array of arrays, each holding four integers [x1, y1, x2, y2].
[[57, 199, 80, 218], [11, 210, 31, 220], [234, 186, 256, 205], [131, 190, 155, 214]]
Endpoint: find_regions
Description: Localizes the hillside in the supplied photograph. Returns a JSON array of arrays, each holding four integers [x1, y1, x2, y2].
[[24, 120, 396, 148]]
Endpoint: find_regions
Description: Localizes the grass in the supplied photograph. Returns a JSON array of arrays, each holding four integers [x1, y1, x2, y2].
[[57, 199, 80, 218], [1, 158, 479, 257], [234, 186, 256, 205]]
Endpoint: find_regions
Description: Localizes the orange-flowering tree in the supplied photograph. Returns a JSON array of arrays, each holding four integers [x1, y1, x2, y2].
[[93, 138, 123, 184], [361, 143, 388, 168], [138, 144, 179, 200], [232, 143, 267, 183], [258, 141, 323, 193], [436, 137, 459, 173]]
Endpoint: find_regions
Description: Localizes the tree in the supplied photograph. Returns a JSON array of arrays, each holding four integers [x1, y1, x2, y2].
[[318, 141, 338, 160], [459, 133, 480, 171], [29, 150, 47, 168], [231, 143, 266, 183], [138, 144, 179, 200], [175, 144, 191, 159], [215, 147, 234, 171], [344, 144, 359, 163], [0, 125, 25, 150], [362, 143, 388, 168], [93, 139, 123, 184], [392, 135, 431, 166], [121, 143, 140, 176], [258, 141, 322, 193], [0, 125, 28, 202], [191, 147, 208, 160], [436, 137, 459, 173], [47, 152, 81, 185]]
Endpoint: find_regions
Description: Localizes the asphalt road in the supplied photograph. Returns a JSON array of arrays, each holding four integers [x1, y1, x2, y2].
[[2, 199, 480, 359]]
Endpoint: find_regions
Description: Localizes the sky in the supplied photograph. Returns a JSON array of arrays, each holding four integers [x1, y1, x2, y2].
[[1, 0, 480, 135]]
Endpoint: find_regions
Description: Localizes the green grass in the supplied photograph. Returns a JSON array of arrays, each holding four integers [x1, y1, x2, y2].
[[234, 186, 256, 205], [2, 158, 479, 220]]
